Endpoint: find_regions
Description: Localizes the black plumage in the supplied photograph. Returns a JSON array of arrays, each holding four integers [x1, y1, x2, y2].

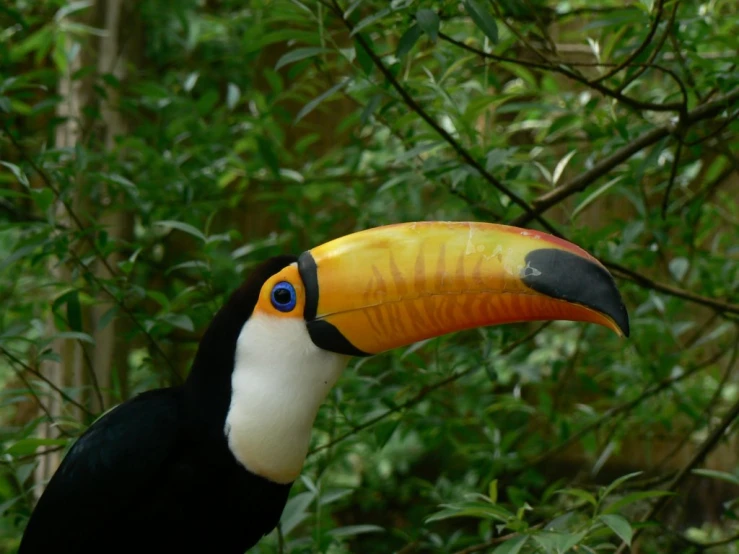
[[19, 255, 299, 554]]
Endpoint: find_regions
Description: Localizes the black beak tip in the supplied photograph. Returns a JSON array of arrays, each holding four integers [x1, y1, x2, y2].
[[523, 248, 630, 338]]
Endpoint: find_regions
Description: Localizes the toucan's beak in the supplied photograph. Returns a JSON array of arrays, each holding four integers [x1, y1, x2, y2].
[[297, 221, 629, 357]]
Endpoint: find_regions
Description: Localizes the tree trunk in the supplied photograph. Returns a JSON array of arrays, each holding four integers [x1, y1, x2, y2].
[[89, 0, 128, 411], [33, 30, 85, 500]]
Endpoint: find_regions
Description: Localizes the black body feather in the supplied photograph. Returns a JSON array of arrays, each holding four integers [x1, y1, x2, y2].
[[18, 256, 298, 554]]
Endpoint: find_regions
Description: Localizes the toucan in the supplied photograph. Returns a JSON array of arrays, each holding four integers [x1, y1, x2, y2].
[[17, 221, 629, 554]]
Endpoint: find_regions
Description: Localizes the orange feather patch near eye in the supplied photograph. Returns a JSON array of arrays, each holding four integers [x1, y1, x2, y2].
[[254, 265, 306, 318]]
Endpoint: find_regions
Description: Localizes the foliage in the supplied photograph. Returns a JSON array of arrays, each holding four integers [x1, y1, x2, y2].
[[1, 0, 738, 553]]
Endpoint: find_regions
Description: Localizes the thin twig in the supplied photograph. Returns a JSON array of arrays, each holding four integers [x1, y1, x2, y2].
[[448, 178, 739, 316], [307, 323, 551, 457], [2, 347, 93, 418], [437, 31, 684, 113], [661, 139, 684, 218], [326, 0, 560, 236], [0, 445, 68, 465], [592, 0, 664, 85], [12, 366, 73, 438], [615, 0, 676, 93], [328, 3, 739, 321], [604, 261, 739, 315], [452, 524, 545, 554], [654, 338, 738, 473], [513, 341, 735, 476], [515, 87, 739, 226], [616, 333, 739, 553], [1, 122, 182, 383], [672, 164, 736, 214]]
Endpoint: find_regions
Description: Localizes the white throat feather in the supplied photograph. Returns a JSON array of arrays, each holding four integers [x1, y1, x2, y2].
[[224, 313, 348, 484]]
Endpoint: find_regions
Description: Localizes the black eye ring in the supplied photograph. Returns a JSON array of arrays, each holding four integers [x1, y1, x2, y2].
[[270, 281, 297, 312]]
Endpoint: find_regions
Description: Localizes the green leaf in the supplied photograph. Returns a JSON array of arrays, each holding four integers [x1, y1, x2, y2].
[[360, 93, 382, 125], [54, 331, 95, 344], [531, 531, 559, 553], [280, 491, 315, 536], [160, 313, 194, 332], [397, 24, 422, 58], [11, 26, 53, 61], [560, 530, 588, 551], [52, 35, 67, 73], [572, 176, 624, 220], [552, 150, 576, 185], [104, 173, 137, 197], [97, 307, 118, 332], [147, 290, 170, 310], [692, 469, 739, 487], [555, 487, 597, 507], [295, 78, 351, 123], [5, 437, 68, 456], [548, 114, 580, 135], [0, 161, 30, 187], [668, 257, 689, 281], [425, 501, 514, 524], [416, 9, 439, 43], [60, 21, 107, 37], [488, 479, 498, 504], [601, 471, 643, 500], [167, 260, 210, 274], [602, 490, 674, 515], [351, 7, 391, 36], [0, 239, 45, 272], [328, 524, 384, 538], [318, 488, 354, 506], [275, 47, 331, 70], [598, 514, 633, 546], [374, 418, 401, 448], [54, 0, 93, 21], [184, 71, 199, 92], [227, 83, 241, 110], [196, 89, 219, 115], [464, 0, 499, 44], [492, 535, 528, 554], [154, 220, 206, 242], [0, 495, 22, 516], [32, 187, 54, 213]]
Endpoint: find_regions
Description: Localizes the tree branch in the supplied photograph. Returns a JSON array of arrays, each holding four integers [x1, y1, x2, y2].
[[591, 0, 664, 85], [329, 3, 739, 321], [1, 347, 94, 420], [514, 87, 739, 226], [604, 261, 739, 315], [326, 0, 560, 236], [452, 524, 545, 554], [615, 0, 678, 94], [616, 333, 739, 553], [661, 139, 684, 218], [513, 340, 736, 476], [1, 122, 183, 384], [307, 323, 551, 457], [437, 31, 685, 113]]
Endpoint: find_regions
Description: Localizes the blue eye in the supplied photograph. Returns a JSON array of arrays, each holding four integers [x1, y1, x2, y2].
[[270, 281, 297, 312]]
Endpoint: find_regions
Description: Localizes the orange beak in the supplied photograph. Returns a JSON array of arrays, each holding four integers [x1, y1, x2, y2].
[[297, 221, 629, 356]]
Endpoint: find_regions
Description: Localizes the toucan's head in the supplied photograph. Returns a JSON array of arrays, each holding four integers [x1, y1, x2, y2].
[[210, 222, 629, 485]]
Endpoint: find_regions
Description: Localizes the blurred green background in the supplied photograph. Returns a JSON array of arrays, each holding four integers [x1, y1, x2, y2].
[[0, 1, 737, 552]]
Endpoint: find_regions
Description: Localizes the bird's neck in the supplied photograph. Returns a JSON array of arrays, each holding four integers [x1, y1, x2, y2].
[[223, 315, 349, 484]]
